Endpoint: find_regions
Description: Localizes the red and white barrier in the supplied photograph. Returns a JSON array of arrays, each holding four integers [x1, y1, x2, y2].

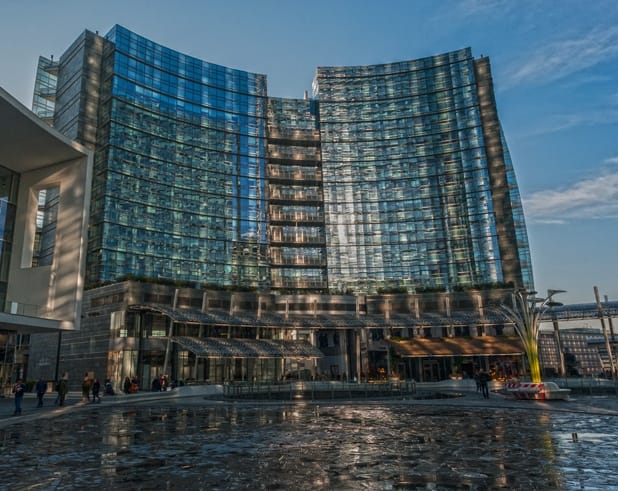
[[505, 382, 546, 400], [505, 381, 571, 401]]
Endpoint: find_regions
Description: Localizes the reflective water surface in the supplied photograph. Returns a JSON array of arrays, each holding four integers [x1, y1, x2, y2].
[[1, 402, 617, 490]]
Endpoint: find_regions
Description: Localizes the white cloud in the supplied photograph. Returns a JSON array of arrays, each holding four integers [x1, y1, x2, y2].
[[523, 170, 618, 223], [604, 157, 618, 166], [455, 0, 515, 17], [503, 25, 618, 88], [516, 107, 618, 137]]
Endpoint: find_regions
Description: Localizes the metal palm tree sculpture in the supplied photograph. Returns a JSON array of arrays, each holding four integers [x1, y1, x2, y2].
[[498, 289, 565, 383]]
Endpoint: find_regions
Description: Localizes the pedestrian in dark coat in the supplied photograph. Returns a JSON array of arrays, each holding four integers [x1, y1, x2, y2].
[[91, 378, 101, 403], [35, 377, 47, 407], [151, 377, 161, 392], [57, 374, 68, 406], [123, 376, 131, 394], [479, 369, 490, 399], [12, 379, 26, 415]]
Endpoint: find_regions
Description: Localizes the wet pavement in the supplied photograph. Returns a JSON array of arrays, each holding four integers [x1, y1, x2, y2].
[[1, 387, 618, 490]]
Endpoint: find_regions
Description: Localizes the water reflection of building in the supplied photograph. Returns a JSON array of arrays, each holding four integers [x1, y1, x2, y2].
[[22, 25, 539, 389]]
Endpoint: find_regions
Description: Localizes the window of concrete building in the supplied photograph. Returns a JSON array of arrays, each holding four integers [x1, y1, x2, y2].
[[32, 186, 59, 267]]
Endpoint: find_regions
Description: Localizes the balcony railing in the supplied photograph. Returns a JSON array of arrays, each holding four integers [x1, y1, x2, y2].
[[267, 128, 320, 141], [268, 190, 322, 202], [269, 211, 324, 223], [270, 256, 326, 266], [267, 167, 322, 181], [268, 149, 321, 160], [269, 234, 325, 244], [3, 301, 48, 318], [270, 279, 327, 289]]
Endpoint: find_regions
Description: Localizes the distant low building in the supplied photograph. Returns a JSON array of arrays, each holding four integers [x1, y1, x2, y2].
[[539, 327, 608, 377]]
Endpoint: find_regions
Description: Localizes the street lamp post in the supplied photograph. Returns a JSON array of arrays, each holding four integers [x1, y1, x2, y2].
[[593, 286, 617, 394], [499, 289, 566, 383]]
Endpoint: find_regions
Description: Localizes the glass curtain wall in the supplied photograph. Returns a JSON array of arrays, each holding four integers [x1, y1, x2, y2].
[[314, 48, 507, 294], [31, 56, 58, 126], [0, 166, 19, 306], [88, 26, 268, 289]]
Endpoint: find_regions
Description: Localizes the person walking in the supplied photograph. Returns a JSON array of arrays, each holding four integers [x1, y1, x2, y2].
[[479, 369, 490, 399], [12, 378, 26, 416], [35, 377, 47, 408], [151, 376, 161, 392], [54, 379, 60, 405], [104, 378, 115, 396], [123, 376, 131, 394], [57, 373, 68, 406], [81, 372, 92, 402], [91, 378, 101, 403]]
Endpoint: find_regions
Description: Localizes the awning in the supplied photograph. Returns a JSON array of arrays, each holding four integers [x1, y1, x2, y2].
[[128, 304, 512, 329], [172, 336, 323, 358], [387, 336, 524, 358]]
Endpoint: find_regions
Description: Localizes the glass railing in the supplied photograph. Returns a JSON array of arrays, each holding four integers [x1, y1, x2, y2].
[[3, 301, 48, 318]]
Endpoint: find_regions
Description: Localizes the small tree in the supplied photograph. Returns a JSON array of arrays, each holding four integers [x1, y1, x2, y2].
[[498, 289, 565, 383]]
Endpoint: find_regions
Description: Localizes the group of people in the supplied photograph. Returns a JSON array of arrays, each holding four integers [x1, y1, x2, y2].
[[10, 373, 68, 415], [123, 376, 139, 394], [9, 372, 183, 415], [81, 373, 102, 403], [10, 371, 112, 416], [151, 374, 173, 392]]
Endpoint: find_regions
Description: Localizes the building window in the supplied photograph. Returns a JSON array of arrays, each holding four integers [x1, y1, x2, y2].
[[32, 187, 59, 267]]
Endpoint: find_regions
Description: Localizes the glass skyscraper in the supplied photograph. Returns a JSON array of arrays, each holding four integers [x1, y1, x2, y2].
[[33, 26, 533, 295], [35, 26, 269, 290], [314, 49, 532, 293]]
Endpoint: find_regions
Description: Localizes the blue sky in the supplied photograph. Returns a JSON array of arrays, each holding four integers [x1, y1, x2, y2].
[[1, 0, 617, 305]]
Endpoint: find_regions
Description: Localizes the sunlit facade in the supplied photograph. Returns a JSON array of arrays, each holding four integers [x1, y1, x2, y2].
[[0, 86, 91, 387], [314, 49, 532, 293]]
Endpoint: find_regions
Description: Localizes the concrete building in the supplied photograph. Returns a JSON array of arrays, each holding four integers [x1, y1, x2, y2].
[[0, 86, 91, 391]]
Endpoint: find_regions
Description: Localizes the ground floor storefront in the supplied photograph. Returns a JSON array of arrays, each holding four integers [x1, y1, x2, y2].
[[385, 336, 525, 382], [47, 329, 527, 393]]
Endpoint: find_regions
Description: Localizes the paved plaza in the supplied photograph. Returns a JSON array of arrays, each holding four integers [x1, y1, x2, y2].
[[2, 383, 618, 490], [3, 381, 618, 425]]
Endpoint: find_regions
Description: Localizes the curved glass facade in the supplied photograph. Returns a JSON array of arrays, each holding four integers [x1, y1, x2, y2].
[[88, 26, 268, 288], [314, 48, 531, 292], [37, 27, 532, 294]]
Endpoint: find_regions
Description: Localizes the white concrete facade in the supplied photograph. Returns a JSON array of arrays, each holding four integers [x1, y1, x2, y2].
[[0, 86, 92, 334]]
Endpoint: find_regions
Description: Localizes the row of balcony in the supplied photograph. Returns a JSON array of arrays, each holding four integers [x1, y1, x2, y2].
[[270, 278, 328, 289], [269, 255, 326, 266], [267, 148, 321, 160], [267, 167, 322, 182], [268, 232, 325, 245], [267, 128, 320, 141], [269, 211, 324, 223], [268, 189, 322, 202]]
